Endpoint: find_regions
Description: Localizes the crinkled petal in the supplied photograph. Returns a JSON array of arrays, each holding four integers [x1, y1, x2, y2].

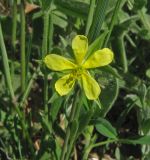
[[82, 72, 101, 100], [44, 54, 77, 71], [83, 48, 114, 69], [72, 35, 88, 64], [55, 74, 75, 96]]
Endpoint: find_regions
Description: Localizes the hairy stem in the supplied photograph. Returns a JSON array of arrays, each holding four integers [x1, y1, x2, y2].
[[20, 1, 26, 93], [42, 12, 49, 113]]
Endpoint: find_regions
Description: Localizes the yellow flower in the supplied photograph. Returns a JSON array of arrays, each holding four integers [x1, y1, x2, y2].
[[44, 35, 114, 100]]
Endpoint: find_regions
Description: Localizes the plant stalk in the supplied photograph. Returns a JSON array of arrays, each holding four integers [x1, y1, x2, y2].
[[103, 0, 123, 47], [19, 67, 40, 107], [61, 90, 82, 160], [42, 12, 49, 112], [20, 1, 26, 93], [92, 139, 118, 148], [11, 0, 17, 82], [85, 0, 96, 36], [0, 22, 15, 100], [88, 0, 110, 42], [12, 0, 17, 52]]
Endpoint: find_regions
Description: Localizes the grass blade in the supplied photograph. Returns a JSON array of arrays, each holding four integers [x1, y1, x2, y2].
[[85, 0, 96, 36], [0, 23, 15, 100]]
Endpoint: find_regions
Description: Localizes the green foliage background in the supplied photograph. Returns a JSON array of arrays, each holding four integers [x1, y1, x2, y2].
[[0, 0, 150, 159]]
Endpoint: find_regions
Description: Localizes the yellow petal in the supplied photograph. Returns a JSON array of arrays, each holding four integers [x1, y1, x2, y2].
[[44, 54, 77, 71], [72, 35, 88, 64], [55, 74, 75, 96], [82, 72, 101, 100], [83, 48, 114, 69]]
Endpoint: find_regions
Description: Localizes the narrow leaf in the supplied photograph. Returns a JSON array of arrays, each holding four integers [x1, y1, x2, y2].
[[121, 135, 150, 145], [92, 118, 117, 139]]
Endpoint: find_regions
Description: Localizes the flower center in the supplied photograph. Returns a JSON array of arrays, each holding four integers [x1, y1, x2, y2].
[[72, 66, 84, 79], [62, 66, 85, 89]]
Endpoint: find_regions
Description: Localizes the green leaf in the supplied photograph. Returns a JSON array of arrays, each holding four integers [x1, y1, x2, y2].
[[40, 114, 52, 134], [134, 0, 147, 10], [77, 108, 94, 135], [85, 0, 96, 35], [100, 66, 122, 79], [146, 87, 150, 106], [70, 120, 79, 139], [50, 96, 63, 122], [113, 15, 138, 36], [94, 71, 119, 117], [54, 0, 88, 19], [55, 139, 62, 160], [122, 135, 150, 145], [138, 83, 147, 107], [39, 0, 53, 11], [0, 22, 15, 99], [146, 68, 150, 79], [52, 11, 68, 28], [93, 118, 117, 139], [141, 119, 150, 135], [139, 28, 150, 40]]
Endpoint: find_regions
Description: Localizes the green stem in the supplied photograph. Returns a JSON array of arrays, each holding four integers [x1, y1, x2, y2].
[[65, 102, 82, 160], [11, 0, 17, 83], [19, 67, 40, 107], [92, 139, 118, 148], [117, 35, 128, 73], [82, 136, 117, 160], [20, 1, 26, 93], [82, 145, 93, 160], [65, 129, 79, 160], [42, 12, 49, 58], [18, 67, 40, 155], [3, 90, 35, 155], [14, 104, 35, 155], [12, 0, 17, 52], [103, 0, 123, 47], [16, 69, 40, 156], [42, 12, 49, 111], [44, 73, 48, 110], [60, 90, 81, 160], [138, 9, 150, 31], [82, 139, 117, 160], [48, 14, 53, 53], [0, 4, 34, 157], [85, 0, 96, 36], [0, 22, 15, 100], [47, 14, 53, 120], [82, 134, 97, 160], [60, 128, 70, 160], [81, 126, 94, 160], [26, 31, 33, 82]]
